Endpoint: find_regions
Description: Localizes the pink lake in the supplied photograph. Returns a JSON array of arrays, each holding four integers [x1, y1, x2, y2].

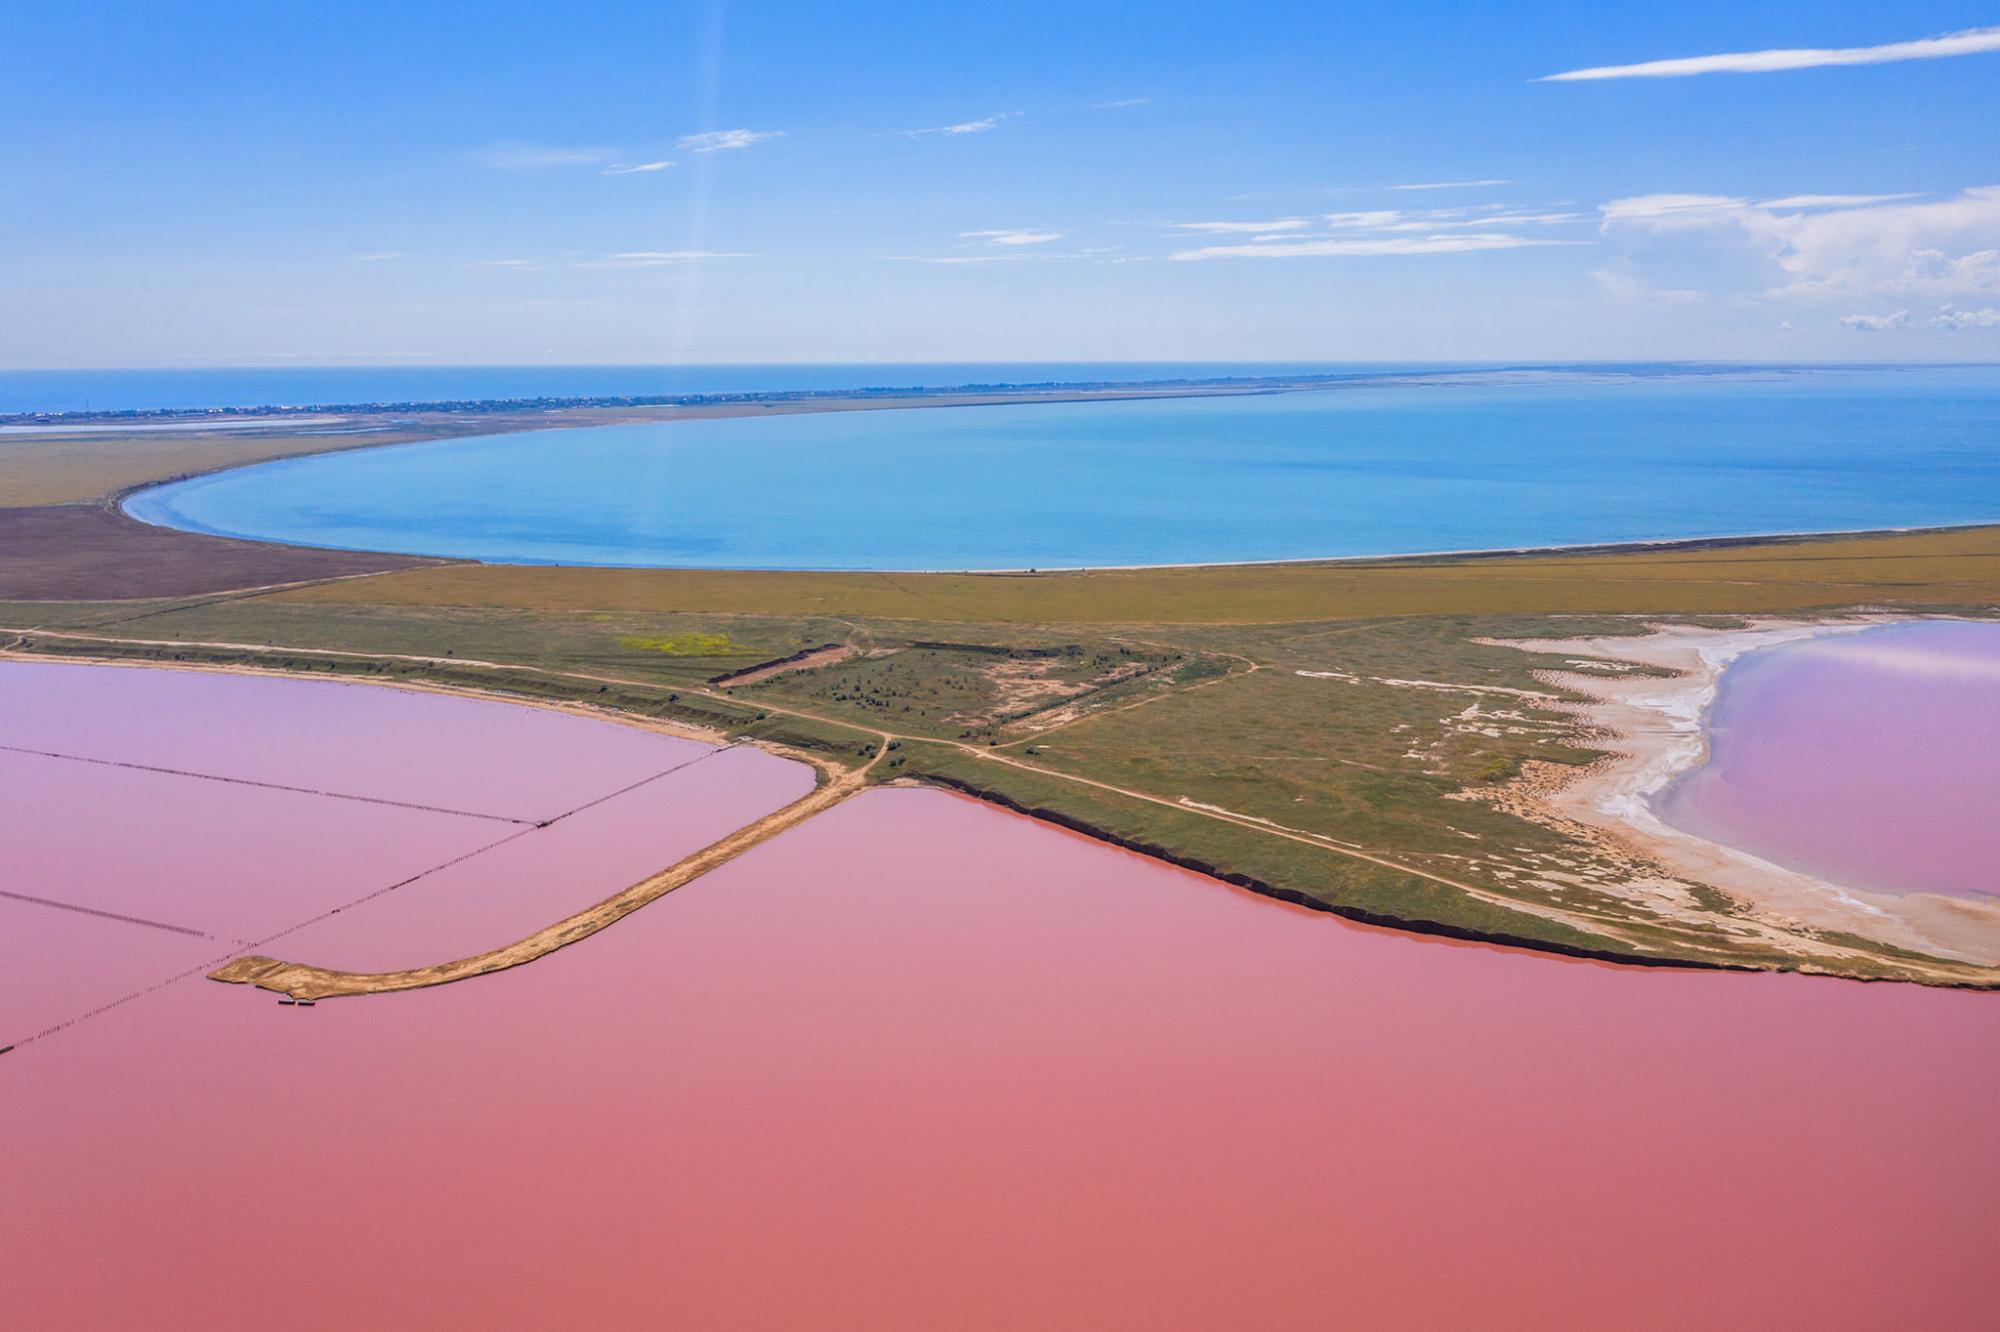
[[0, 661, 811, 1047], [5, 663, 1998, 1329], [1659, 620, 2000, 899]]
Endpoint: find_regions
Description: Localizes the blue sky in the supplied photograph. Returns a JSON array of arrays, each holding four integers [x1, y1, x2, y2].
[[4, 1, 1999, 366]]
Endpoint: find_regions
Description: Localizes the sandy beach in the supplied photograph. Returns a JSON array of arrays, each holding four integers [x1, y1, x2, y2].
[[1494, 617, 2000, 967]]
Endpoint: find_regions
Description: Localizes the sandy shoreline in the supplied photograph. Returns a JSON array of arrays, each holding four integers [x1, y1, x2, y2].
[[1495, 618, 2000, 966]]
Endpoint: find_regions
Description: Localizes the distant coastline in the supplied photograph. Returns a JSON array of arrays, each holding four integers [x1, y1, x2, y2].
[[4, 359, 1965, 425]]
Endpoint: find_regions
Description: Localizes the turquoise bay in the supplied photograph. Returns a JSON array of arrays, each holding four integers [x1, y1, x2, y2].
[[125, 368, 2000, 570]]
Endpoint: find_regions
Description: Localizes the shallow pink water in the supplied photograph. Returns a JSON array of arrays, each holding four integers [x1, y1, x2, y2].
[[0, 660, 716, 822], [8, 765, 1998, 1328], [1, 748, 502, 942], [278, 744, 812, 971], [1661, 621, 2000, 897], [0, 661, 808, 1048]]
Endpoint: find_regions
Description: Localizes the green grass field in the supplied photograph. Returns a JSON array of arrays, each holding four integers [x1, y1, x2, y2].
[[279, 524, 2000, 622]]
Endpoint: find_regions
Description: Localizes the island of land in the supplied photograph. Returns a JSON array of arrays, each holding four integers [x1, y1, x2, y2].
[[5, 386, 1999, 990]]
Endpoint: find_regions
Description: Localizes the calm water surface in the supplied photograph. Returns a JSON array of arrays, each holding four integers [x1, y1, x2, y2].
[[5, 665, 1997, 1328], [1659, 620, 2000, 898], [125, 367, 2000, 569], [0, 662, 810, 1040]]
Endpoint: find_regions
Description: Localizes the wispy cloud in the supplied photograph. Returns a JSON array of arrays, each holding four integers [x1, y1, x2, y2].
[[677, 128, 783, 153], [1756, 193, 1918, 209], [1540, 25, 2000, 81], [1170, 233, 1577, 260], [471, 142, 617, 169], [1388, 179, 1509, 191], [1322, 207, 1581, 232], [905, 112, 1018, 137], [961, 228, 1064, 246], [602, 160, 675, 175], [464, 258, 537, 269], [1095, 97, 1150, 109], [1166, 199, 1585, 260], [579, 250, 751, 267], [354, 251, 403, 262], [891, 244, 1121, 265], [1170, 219, 1312, 233], [1837, 310, 1911, 331], [1935, 303, 2000, 329]]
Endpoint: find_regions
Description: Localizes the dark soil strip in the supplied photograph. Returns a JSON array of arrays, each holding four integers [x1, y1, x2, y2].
[[0, 504, 441, 601]]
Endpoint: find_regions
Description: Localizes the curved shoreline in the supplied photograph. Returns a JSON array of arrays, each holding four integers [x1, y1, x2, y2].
[[1494, 617, 2000, 967], [101, 373, 2000, 576], [115, 447, 2000, 579]]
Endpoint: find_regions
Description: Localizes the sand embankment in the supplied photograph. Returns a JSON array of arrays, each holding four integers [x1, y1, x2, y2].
[[1494, 617, 2000, 967]]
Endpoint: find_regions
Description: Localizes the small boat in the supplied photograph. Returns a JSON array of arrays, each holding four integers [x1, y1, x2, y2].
[[278, 997, 295, 1005]]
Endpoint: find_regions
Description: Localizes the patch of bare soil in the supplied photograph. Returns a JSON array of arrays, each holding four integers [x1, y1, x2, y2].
[[0, 505, 443, 600], [947, 657, 1153, 727]]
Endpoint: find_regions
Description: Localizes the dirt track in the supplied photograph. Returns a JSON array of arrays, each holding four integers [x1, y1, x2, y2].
[[210, 737, 887, 1000]]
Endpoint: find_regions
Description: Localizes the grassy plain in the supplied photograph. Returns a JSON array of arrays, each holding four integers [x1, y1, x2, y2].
[[280, 525, 2000, 622]]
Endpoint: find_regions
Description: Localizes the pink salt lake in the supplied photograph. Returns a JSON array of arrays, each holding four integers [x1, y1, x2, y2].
[[4, 661, 1997, 1329], [1660, 620, 2000, 899]]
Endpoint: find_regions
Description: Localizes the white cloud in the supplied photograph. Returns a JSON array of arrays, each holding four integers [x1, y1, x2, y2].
[[1935, 303, 2000, 329], [678, 129, 783, 153], [1837, 310, 1910, 331], [1169, 219, 1312, 233], [354, 252, 403, 262], [580, 250, 750, 267], [1598, 193, 1746, 224], [1389, 179, 1509, 191], [1591, 268, 1706, 304], [1541, 25, 2000, 81], [602, 160, 675, 175], [464, 258, 537, 269], [961, 229, 1064, 246], [1322, 207, 1581, 232], [1095, 97, 1150, 109], [1322, 210, 1407, 229], [905, 113, 1018, 137], [1167, 199, 1586, 260], [1756, 193, 1918, 210], [1904, 248, 2000, 293], [1599, 186, 2000, 297], [471, 142, 618, 169], [888, 254, 1010, 265], [1170, 233, 1577, 260]]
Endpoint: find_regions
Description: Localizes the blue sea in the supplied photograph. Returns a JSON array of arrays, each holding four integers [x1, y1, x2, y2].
[[121, 365, 2000, 570]]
